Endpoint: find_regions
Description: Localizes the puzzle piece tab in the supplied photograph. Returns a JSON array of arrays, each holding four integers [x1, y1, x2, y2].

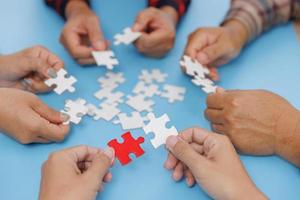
[[61, 98, 88, 124], [114, 27, 142, 45], [113, 112, 149, 130], [160, 84, 186, 103], [45, 68, 77, 95], [108, 132, 145, 165], [92, 50, 119, 70], [143, 113, 178, 148]]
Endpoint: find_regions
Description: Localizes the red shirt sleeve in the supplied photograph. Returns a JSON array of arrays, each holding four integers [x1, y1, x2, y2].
[[45, 0, 90, 19], [148, 0, 191, 18]]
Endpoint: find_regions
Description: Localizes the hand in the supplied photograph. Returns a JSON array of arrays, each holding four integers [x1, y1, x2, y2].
[[61, 0, 107, 65], [0, 46, 63, 93], [39, 145, 114, 200], [0, 88, 70, 144], [165, 127, 267, 200], [132, 6, 178, 57], [205, 88, 300, 166], [184, 20, 249, 81]]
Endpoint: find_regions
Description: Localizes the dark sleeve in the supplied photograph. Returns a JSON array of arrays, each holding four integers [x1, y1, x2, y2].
[[45, 0, 90, 19], [148, 0, 191, 18]]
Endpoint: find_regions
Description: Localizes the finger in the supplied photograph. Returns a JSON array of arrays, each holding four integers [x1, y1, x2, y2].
[[46, 53, 64, 71], [103, 172, 113, 183], [212, 124, 226, 134], [33, 136, 51, 144], [184, 169, 195, 187], [164, 152, 179, 170], [132, 9, 153, 32], [77, 57, 96, 65], [33, 98, 69, 124], [185, 31, 210, 58], [166, 135, 206, 172], [179, 127, 211, 145], [84, 147, 115, 183], [204, 109, 224, 124], [190, 143, 204, 154], [172, 162, 184, 181], [208, 67, 219, 81], [24, 58, 53, 78], [26, 78, 52, 93], [206, 92, 225, 109], [136, 29, 166, 49], [198, 43, 228, 66], [86, 19, 106, 50], [38, 119, 70, 142], [62, 30, 93, 59]]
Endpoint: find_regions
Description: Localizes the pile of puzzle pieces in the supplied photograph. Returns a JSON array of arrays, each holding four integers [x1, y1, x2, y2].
[[44, 26, 218, 166]]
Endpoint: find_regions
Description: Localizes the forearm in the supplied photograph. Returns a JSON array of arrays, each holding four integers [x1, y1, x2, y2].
[[148, 0, 191, 19], [65, 0, 91, 19], [275, 109, 300, 167], [222, 0, 294, 42]]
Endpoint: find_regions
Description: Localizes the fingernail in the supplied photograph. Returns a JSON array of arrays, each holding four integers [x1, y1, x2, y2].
[[47, 68, 57, 78], [197, 53, 209, 64], [166, 135, 179, 149], [22, 78, 32, 86], [60, 113, 70, 122], [94, 40, 106, 51], [104, 147, 114, 160]]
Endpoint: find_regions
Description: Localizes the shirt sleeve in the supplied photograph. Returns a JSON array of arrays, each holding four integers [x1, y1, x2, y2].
[[222, 0, 298, 41], [148, 0, 191, 18], [45, 0, 90, 19]]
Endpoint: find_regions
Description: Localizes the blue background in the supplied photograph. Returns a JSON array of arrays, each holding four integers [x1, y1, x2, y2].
[[0, 0, 299, 199]]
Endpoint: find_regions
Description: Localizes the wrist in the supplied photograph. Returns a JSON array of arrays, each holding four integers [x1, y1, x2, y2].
[[232, 185, 267, 200], [222, 19, 249, 50], [160, 6, 179, 27], [65, 0, 91, 20]]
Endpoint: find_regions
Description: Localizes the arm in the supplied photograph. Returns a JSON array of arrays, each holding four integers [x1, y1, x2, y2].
[[45, 0, 90, 19], [223, 0, 297, 42], [148, 0, 191, 19]]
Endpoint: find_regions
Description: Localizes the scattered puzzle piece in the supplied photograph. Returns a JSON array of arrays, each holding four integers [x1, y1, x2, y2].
[[126, 94, 154, 112], [133, 81, 161, 97], [45, 68, 77, 95], [192, 76, 217, 94], [180, 55, 209, 78], [61, 98, 88, 124], [160, 84, 186, 103], [143, 113, 178, 148], [94, 87, 124, 104], [113, 112, 149, 130], [108, 132, 145, 165], [98, 72, 125, 89], [138, 69, 168, 84], [87, 103, 121, 121], [92, 50, 119, 70], [114, 27, 142, 45]]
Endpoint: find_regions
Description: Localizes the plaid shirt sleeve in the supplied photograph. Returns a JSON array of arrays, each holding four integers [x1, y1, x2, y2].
[[223, 0, 300, 41], [148, 0, 191, 18], [45, 0, 90, 19]]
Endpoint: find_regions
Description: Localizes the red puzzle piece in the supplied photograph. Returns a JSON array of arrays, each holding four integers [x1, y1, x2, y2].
[[108, 132, 145, 166]]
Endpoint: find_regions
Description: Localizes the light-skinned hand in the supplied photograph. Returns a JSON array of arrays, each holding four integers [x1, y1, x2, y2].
[[0, 88, 70, 144], [132, 6, 178, 57], [39, 145, 115, 200], [0, 46, 63, 93], [165, 127, 267, 200]]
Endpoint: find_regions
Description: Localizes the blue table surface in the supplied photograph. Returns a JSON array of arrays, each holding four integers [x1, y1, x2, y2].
[[0, 0, 300, 199]]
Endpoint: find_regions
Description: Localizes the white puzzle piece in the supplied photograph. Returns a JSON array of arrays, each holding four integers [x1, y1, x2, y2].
[[113, 112, 149, 130], [92, 50, 119, 70], [133, 81, 161, 97], [143, 113, 178, 148], [126, 94, 154, 112], [86, 103, 120, 121], [94, 87, 124, 104], [192, 76, 217, 94], [114, 27, 142, 45], [138, 69, 168, 84], [160, 84, 186, 103], [45, 68, 77, 95], [62, 98, 88, 124], [97, 72, 125, 89], [180, 55, 209, 78]]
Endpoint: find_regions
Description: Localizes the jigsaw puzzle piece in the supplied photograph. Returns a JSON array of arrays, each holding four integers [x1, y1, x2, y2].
[[45, 68, 77, 95], [62, 98, 88, 124], [143, 113, 178, 148], [97, 72, 125, 89], [92, 50, 119, 70], [160, 84, 186, 103], [126, 94, 154, 112], [94, 87, 124, 104], [113, 112, 148, 130], [108, 132, 145, 165], [192, 76, 217, 94], [180, 55, 209, 78], [138, 69, 167, 84], [114, 27, 142, 46], [133, 81, 161, 97]]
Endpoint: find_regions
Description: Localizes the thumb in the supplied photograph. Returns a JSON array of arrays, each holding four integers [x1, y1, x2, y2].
[[33, 98, 69, 124], [84, 148, 114, 183], [196, 43, 227, 66], [166, 135, 206, 172], [132, 11, 153, 32], [86, 22, 106, 51], [24, 57, 52, 78]]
